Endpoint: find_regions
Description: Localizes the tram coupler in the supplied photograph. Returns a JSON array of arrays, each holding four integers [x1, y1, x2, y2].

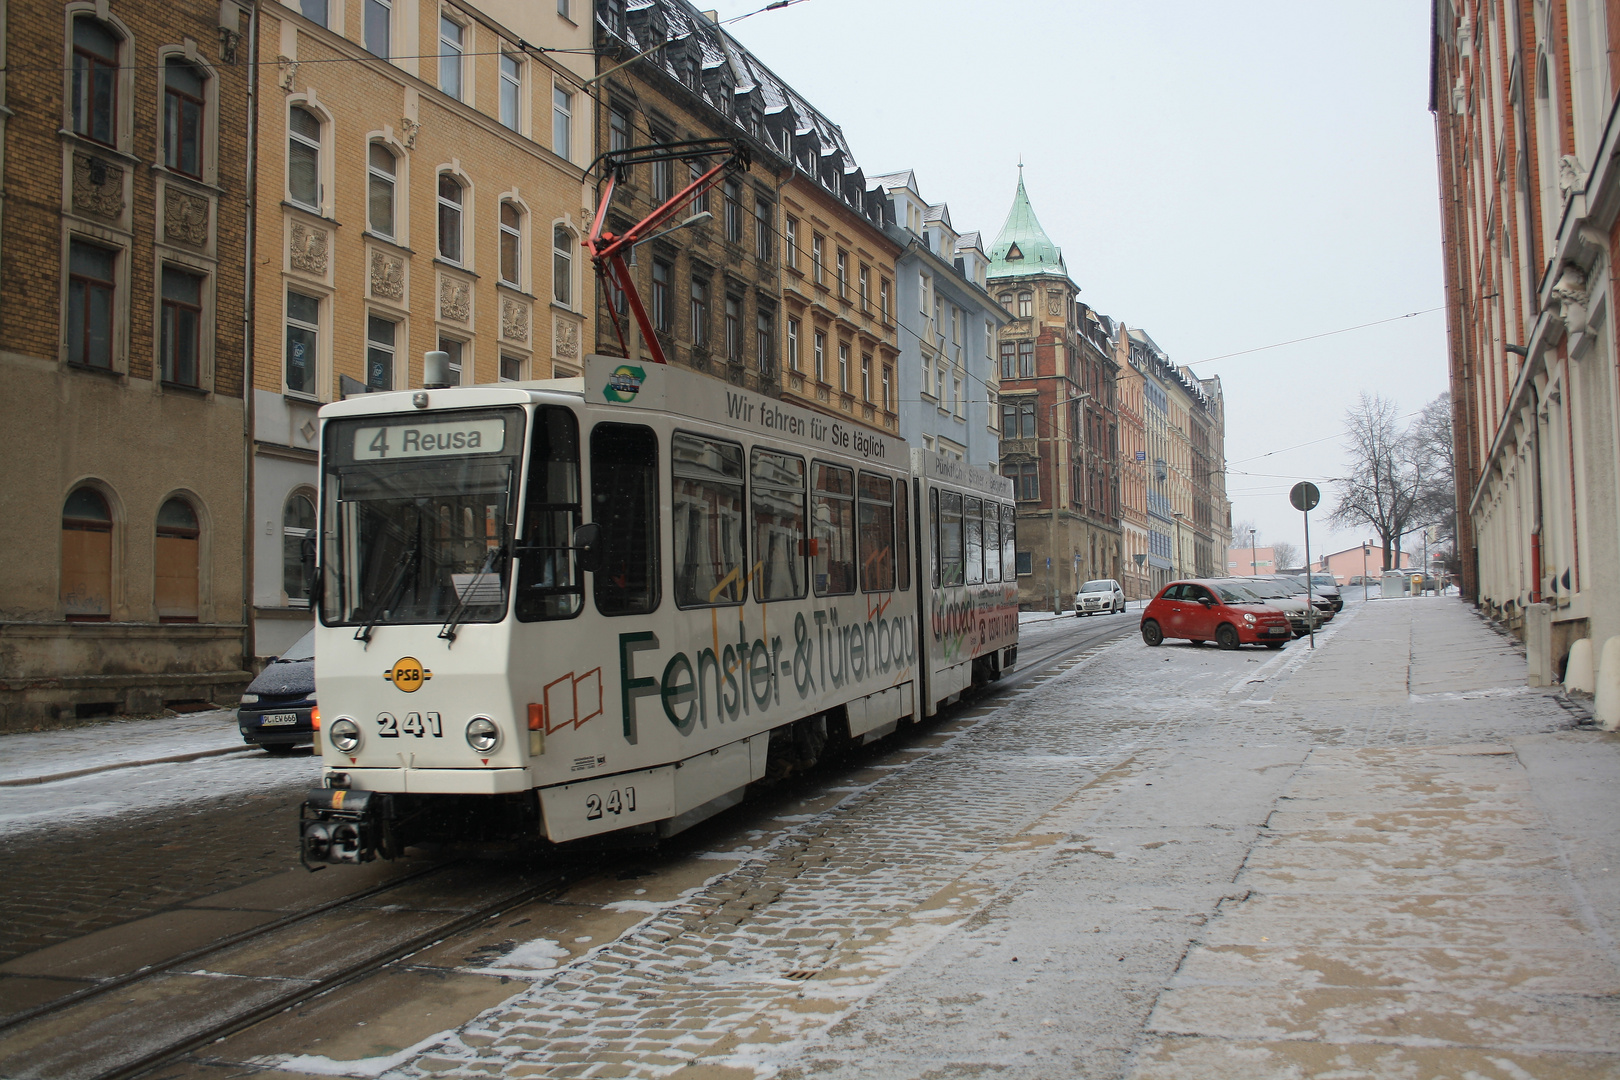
[[300, 786, 392, 870]]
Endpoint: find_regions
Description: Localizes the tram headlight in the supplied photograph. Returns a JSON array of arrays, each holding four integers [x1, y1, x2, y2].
[[328, 718, 362, 753], [465, 717, 500, 753]]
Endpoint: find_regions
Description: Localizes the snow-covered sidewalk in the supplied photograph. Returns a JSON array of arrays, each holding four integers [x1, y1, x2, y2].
[[0, 708, 252, 786]]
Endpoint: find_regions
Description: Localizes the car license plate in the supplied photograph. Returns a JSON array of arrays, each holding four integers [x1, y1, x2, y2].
[[1268, 627, 1289, 636], [260, 713, 299, 726]]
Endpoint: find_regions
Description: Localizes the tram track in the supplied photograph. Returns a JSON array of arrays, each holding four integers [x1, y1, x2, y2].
[[1, 617, 1127, 1080]]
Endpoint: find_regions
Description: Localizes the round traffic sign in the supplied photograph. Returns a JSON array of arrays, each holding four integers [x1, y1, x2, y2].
[[1289, 481, 1321, 512]]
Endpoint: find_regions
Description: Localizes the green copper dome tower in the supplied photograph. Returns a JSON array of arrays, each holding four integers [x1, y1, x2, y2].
[[988, 168, 1067, 281]]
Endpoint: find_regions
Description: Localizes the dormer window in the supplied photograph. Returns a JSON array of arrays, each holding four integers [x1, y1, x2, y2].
[[1006, 242, 1024, 261]]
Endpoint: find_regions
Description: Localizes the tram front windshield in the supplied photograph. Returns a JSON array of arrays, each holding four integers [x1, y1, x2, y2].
[[320, 407, 524, 628]]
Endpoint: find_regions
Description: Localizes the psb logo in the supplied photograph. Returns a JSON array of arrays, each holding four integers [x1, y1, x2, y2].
[[603, 364, 646, 403], [384, 656, 432, 692]]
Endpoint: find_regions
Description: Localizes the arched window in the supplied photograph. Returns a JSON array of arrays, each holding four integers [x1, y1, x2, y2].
[[499, 201, 522, 286], [71, 17, 120, 146], [163, 57, 206, 177], [288, 105, 321, 209], [283, 491, 316, 606], [368, 142, 396, 238], [62, 488, 113, 620], [437, 173, 463, 263], [552, 225, 573, 306], [154, 498, 199, 622], [1017, 292, 1032, 318]]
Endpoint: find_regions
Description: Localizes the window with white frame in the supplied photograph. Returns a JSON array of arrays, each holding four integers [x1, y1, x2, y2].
[[838, 342, 849, 391], [552, 225, 573, 305], [368, 141, 396, 237], [500, 353, 525, 381], [71, 17, 120, 147], [287, 106, 321, 210], [787, 317, 799, 369], [438, 335, 464, 385], [285, 290, 320, 396], [499, 201, 522, 286], [366, 314, 395, 390], [437, 174, 463, 263], [811, 234, 824, 284], [552, 85, 572, 162], [282, 491, 316, 605], [861, 352, 871, 400], [365, 0, 391, 58], [784, 216, 797, 268], [163, 58, 206, 178], [439, 15, 464, 100], [858, 265, 869, 309], [299, 0, 329, 27], [882, 365, 891, 411], [499, 52, 522, 131], [160, 266, 204, 387], [836, 250, 847, 297], [813, 330, 825, 382]]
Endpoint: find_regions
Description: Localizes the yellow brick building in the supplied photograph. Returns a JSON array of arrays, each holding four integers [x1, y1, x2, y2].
[[251, 0, 594, 655]]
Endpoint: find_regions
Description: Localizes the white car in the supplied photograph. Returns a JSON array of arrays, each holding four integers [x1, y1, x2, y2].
[[1074, 578, 1125, 616]]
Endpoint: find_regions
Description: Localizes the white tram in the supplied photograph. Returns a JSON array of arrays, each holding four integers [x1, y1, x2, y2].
[[300, 356, 1018, 865]]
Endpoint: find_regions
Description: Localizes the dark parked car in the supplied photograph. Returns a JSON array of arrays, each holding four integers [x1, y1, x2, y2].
[[238, 629, 315, 753], [1297, 573, 1344, 612], [1140, 579, 1293, 650]]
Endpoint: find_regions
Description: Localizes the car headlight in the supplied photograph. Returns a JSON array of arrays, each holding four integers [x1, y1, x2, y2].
[[466, 717, 499, 753], [328, 718, 361, 753], [239, 693, 260, 704], [1243, 614, 1256, 623]]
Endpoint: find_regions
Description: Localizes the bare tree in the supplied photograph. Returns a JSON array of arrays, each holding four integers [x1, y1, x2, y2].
[[1271, 540, 1299, 570], [1408, 394, 1457, 546], [1330, 393, 1421, 570], [1229, 519, 1261, 549]]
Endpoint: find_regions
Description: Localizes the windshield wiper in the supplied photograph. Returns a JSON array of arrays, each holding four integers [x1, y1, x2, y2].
[[355, 533, 421, 646], [439, 544, 506, 644]]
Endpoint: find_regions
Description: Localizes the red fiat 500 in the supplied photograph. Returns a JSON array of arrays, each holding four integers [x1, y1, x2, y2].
[[1140, 579, 1292, 650]]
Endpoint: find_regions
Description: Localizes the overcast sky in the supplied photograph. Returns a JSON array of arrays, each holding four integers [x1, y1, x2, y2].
[[714, 0, 1448, 561]]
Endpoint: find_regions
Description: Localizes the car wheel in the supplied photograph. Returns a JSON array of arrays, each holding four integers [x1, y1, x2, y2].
[[1141, 620, 1163, 646], [263, 743, 299, 755], [1188, 639, 1204, 647], [1265, 641, 1286, 649], [1216, 624, 1241, 650]]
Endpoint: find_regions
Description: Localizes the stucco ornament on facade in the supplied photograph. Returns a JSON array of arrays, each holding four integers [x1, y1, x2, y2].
[[163, 187, 209, 247], [501, 296, 530, 343], [438, 276, 471, 323], [277, 56, 299, 91], [1550, 263, 1590, 337], [72, 155, 124, 221], [369, 249, 405, 300], [289, 222, 328, 275], [554, 317, 580, 359], [400, 118, 421, 150], [1559, 155, 1588, 201], [1047, 290, 1063, 317]]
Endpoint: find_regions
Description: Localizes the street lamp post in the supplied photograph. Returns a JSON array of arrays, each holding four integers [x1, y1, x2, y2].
[[1250, 528, 1257, 577], [1362, 542, 1369, 602], [1171, 510, 1185, 579]]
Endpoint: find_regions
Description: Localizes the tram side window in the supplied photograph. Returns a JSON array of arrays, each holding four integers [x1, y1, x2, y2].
[[812, 462, 855, 595], [591, 422, 659, 616], [895, 478, 910, 591], [857, 471, 895, 593], [940, 490, 964, 587], [1001, 504, 1017, 581], [984, 501, 1000, 583], [516, 406, 582, 621], [752, 447, 806, 601], [928, 488, 939, 588], [964, 495, 983, 585], [672, 432, 745, 607]]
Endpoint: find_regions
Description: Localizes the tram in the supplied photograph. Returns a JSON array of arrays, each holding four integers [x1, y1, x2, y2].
[[300, 356, 1018, 866]]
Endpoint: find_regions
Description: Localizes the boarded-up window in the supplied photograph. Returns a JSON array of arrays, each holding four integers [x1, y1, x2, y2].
[[155, 497, 199, 622], [62, 488, 112, 621]]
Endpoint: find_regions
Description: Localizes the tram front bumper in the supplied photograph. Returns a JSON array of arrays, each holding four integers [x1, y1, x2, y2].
[[321, 766, 532, 794], [300, 786, 392, 869]]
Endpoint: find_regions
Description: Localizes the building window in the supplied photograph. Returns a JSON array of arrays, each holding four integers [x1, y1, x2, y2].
[[160, 267, 203, 387], [882, 365, 893, 411], [67, 240, 116, 370], [861, 353, 871, 401], [836, 251, 848, 297], [811, 234, 824, 284], [499, 201, 522, 286], [62, 487, 113, 620], [439, 14, 464, 100], [163, 58, 206, 178], [1018, 340, 1034, 377], [650, 259, 672, 333], [725, 294, 741, 360], [724, 180, 742, 243], [650, 128, 674, 201], [437, 174, 464, 263], [285, 290, 320, 396], [880, 280, 890, 320], [300, 0, 330, 27], [500, 354, 525, 381], [552, 86, 572, 162], [813, 331, 825, 382], [787, 317, 799, 370], [838, 342, 849, 391], [784, 217, 797, 267], [499, 53, 522, 130], [552, 225, 573, 306], [367, 142, 396, 237], [1000, 341, 1015, 379], [1007, 463, 1039, 501], [438, 335, 463, 385], [1017, 550, 1032, 576], [71, 17, 120, 146], [366, 314, 395, 390], [688, 161, 709, 212], [609, 105, 631, 152], [155, 498, 200, 622], [283, 491, 316, 606], [365, 0, 391, 58], [858, 265, 869, 309], [953, 377, 963, 417], [757, 309, 773, 372], [1002, 400, 1036, 439], [690, 278, 708, 345], [1017, 292, 1032, 318], [754, 198, 773, 262], [557, 0, 570, 16], [287, 106, 321, 210]]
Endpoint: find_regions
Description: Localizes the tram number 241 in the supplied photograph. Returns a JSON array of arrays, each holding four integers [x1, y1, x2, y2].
[[585, 786, 636, 820], [377, 712, 444, 738]]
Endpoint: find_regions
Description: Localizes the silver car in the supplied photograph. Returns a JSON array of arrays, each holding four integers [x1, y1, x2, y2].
[[1074, 578, 1125, 616]]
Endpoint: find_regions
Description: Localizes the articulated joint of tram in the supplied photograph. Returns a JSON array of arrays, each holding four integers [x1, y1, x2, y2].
[[300, 780, 393, 869]]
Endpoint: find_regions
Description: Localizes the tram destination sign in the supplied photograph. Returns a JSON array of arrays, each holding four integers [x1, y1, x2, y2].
[[353, 418, 508, 461], [586, 355, 907, 465]]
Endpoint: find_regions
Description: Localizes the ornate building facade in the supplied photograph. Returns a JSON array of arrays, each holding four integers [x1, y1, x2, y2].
[[0, 0, 253, 727]]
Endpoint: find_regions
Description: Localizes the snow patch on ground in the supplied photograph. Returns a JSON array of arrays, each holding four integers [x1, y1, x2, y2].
[[259, 1028, 460, 1078]]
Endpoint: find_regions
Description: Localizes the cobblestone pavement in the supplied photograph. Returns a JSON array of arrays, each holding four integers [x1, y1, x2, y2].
[[186, 598, 1608, 1080]]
